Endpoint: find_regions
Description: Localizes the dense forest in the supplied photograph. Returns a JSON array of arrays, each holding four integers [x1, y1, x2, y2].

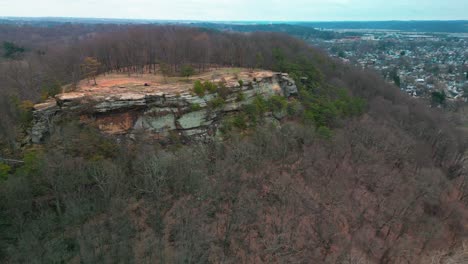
[[1, 24, 468, 263], [188, 23, 346, 40]]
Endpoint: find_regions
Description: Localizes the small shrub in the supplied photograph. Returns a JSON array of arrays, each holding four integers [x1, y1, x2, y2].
[[15, 150, 43, 177], [209, 97, 225, 109], [89, 154, 105, 162], [334, 88, 366, 116], [252, 95, 269, 114], [287, 100, 302, 117], [2, 41, 25, 59], [303, 109, 316, 125], [41, 83, 61, 100], [190, 103, 202, 111], [204, 81, 218, 94], [238, 80, 244, 87], [193, 80, 205, 96], [236, 92, 245, 102], [16, 100, 34, 126], [181, 64, 195, 78], [0, 162, 11, 181], [220, 113, 248, 134], [216, 83, 230, 99], [240, 95, 270, 124], [316, 126, 333, 140], [268, 95, 288, 113], [347, 97, 366, 116], [431, 91, 446, 107], [232, 114, 248, 130], [219, 119, 233, 135], [243, 104, 259, 123]]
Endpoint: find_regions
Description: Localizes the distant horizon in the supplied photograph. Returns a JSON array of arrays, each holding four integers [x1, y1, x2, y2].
[[1, 16, 468, 23]]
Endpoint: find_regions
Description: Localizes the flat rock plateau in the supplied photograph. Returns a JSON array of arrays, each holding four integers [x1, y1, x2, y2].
[[31, 68, 298, 143]]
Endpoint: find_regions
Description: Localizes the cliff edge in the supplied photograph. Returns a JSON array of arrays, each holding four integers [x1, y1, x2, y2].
[[31, 68, 298, 143]]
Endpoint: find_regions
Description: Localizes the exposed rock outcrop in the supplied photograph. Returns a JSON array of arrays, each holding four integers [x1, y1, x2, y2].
[[31, 100, 60, 144], [31, 70, 297, 143]]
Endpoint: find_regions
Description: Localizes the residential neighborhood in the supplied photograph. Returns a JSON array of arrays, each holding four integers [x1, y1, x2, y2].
[[310, 31, 468, 100]]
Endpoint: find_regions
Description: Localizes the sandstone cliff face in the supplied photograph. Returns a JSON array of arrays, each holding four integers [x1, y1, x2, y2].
[[31, 71, 297, 143]]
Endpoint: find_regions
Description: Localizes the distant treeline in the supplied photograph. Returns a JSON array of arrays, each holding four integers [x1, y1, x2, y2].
[[2, 18, 467, 34], [0, 19, 349, 41], [188, 23, 346, 39], [298, 20, 468, 33]]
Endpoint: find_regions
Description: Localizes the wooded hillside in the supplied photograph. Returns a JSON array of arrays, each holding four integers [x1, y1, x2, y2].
[[0, 24, 467, 263]]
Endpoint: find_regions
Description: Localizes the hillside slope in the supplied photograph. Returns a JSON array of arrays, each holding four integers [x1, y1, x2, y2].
[[0, 25, 467, 263]]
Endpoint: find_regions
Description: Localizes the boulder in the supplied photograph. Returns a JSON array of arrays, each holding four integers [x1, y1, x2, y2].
[[135, 108, 177, 132], [279, 74, 298, 97], [177, 110, 213, 129], [31, 99, 59, 144]]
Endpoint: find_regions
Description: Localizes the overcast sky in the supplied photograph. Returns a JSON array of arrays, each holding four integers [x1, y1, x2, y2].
[[1, 0, 467, 21]]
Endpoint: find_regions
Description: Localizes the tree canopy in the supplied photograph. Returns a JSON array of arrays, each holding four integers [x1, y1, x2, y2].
[[2, 41, 25, 59]]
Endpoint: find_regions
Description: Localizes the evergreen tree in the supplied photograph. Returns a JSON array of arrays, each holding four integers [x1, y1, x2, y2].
[[181, 65, 195, 79], [80, 57, 101, 85], [2, 41, 25, 59]]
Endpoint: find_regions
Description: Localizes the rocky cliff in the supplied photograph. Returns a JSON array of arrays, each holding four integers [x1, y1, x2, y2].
[[31, 69, 297, 143]]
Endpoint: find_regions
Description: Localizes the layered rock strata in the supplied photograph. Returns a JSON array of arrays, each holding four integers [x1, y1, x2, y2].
[[31, 71, 297, 143]]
